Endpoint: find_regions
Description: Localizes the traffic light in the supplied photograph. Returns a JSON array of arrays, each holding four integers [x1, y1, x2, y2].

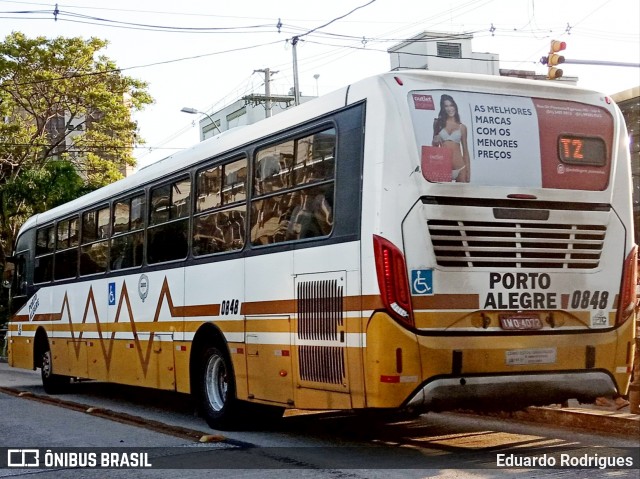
[[541, 40, 566, 79]]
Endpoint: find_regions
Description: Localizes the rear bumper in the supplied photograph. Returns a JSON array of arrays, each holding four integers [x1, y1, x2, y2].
[[405, 371, 618, 411]]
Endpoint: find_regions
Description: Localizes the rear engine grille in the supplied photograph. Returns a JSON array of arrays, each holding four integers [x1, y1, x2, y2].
[[428, 220, 605, 269], [298, 279, 343, 340], [298, 345, 345, 384], [296, 279, 345, 386]]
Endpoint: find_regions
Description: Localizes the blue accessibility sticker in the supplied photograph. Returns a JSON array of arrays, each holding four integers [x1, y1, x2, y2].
[[411, 269, 433, 295], [108, 282, 116, 306]]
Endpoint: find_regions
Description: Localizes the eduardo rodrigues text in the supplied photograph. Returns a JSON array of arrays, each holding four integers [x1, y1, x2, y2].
[[497, 453, 634, 469]]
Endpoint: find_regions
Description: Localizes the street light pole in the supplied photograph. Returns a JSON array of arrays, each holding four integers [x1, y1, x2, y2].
[[291, 36, 300, 106], [180, 107, 221, 135]]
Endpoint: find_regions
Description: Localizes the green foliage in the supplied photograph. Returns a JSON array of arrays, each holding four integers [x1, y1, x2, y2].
[[0, 32, 153, 307]]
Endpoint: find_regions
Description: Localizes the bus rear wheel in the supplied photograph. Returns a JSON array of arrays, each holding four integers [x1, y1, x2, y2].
[[40, 348, 70, 394], [198, 346, 240, 430]]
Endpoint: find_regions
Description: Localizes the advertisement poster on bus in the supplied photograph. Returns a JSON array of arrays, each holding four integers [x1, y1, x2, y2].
[[409, 91, 612, 190]]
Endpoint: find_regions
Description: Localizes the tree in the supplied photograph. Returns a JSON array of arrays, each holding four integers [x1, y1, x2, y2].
[[0, 32, 153, 319]]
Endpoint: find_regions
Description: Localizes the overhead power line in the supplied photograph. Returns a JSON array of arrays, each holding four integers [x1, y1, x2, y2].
[[6, 40, 284, 87], [0, 6, 281, 33]]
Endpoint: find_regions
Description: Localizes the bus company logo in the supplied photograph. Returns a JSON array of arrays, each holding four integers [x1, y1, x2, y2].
[[7, 449, 39, 468], [138, 274, 149, 302], [28, 294, 40, 322], [557, 164, 566, 174], [412, 94, 435, 110]]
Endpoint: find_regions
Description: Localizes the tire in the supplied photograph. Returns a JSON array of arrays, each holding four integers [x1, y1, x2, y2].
[[197, 346, 240, 430], [41, 348, 70, 394]]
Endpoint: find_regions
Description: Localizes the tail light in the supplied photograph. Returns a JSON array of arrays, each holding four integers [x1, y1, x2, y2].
[[373, 235, 414, 328], [616, 244, 638, 325]]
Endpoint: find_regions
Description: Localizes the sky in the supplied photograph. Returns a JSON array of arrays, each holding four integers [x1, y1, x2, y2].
[[1, 0, 638, 169]]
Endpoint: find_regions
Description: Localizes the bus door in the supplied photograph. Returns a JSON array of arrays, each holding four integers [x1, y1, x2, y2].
[[293, 272, 351, 407]]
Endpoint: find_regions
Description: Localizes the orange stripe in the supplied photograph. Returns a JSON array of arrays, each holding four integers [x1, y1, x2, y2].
[[175, 304, 220, 317], [12, 313, 62, 322], [413, 294, 480, 310], [14, 294, 386, 324], [241, 299, 296, 315], [241, 295, 384, 316]]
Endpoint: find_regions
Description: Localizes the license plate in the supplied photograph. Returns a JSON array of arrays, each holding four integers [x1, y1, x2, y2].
[[499, 314, 543, 331]]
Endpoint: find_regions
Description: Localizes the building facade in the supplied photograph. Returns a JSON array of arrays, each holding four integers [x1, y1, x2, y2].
[[612, 87, 640, 241], [388, 31, 500, 76]]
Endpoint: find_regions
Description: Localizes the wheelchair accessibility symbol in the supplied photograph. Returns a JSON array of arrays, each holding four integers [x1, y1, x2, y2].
[[411, 269, 433, 295], [108, 282, 116, 306]]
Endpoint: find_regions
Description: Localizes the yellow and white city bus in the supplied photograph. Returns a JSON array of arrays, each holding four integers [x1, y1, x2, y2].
[[7, 71, 636, 429]]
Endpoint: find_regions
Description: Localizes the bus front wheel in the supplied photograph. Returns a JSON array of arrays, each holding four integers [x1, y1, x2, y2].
[[40, 348, 70, 394], [198, 346, 240, 430]]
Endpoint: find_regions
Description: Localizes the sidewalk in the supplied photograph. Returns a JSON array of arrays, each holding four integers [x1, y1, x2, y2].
[[471, 398, 639, 438]]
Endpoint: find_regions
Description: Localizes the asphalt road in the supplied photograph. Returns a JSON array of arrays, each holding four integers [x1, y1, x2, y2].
[[0, 363, 638, 478]]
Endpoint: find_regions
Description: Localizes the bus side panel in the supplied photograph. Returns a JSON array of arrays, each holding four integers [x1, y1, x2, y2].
[[244, 250, 294, 405], [7, 330, 34, 370], [614, 319, 636, 395], [363, 312, 422, 409], [116, 269, 183, 390], [173, 340, 192, 394]]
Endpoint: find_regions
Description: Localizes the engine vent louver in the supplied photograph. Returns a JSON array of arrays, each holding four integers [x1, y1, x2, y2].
[[428, 220, 605, 269], [297, 279, 345, 385]]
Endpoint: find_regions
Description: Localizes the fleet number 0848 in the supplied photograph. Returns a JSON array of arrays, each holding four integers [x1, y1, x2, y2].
[[221, 299, 240, 315], [571, 290, 609, 310]]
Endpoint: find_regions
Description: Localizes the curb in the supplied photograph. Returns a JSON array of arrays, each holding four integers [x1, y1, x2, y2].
[[464, 406, 639, 437]]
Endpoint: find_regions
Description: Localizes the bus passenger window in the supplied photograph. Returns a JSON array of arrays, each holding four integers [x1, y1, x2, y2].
[[193, 158, 247, 257], [111, 194, 145, 271], [251, 128, 336, 246], [130, 195, 145, 230], [150, 184, 171, 225], [80, 206, 110, 276], [193, 207, 245, 255], [56, 217, 79, 250], [196, 166, 222, 212], [111, 231, 143, 270], [223, 159, 247, 204], [148, 221, 188, 263], [80, 243, 108, 275], [54, 216, 79, 280], [113, 201, 130, 233], [36, 226, 55, 256], [82, 210, 99, 243], [147, 177, 191, 264], [294, 129, 336, 187], [254, 141, 294, 195], [34, 226, 54, 283], [10, 252, 28, 302]]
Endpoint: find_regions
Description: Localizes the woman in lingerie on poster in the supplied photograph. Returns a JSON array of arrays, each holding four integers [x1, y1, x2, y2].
[[432, 94, 471, 182]]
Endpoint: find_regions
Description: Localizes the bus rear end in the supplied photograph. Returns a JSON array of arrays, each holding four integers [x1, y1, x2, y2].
[[362, 72, 635, 412]]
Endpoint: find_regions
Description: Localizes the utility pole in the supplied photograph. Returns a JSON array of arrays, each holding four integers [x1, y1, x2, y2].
[[254, 68, 279, 118]]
